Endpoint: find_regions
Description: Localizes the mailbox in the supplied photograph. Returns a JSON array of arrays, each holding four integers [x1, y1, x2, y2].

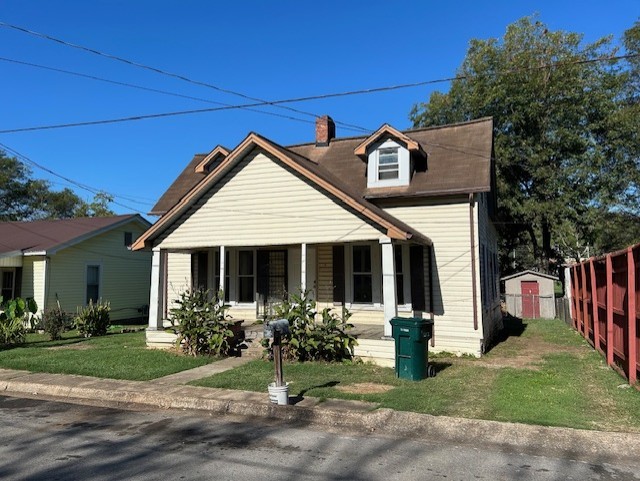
[[263, 318, 290, 339]]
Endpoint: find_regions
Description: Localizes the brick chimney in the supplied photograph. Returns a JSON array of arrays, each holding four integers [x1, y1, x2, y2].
[[315, 115, 336, 147]]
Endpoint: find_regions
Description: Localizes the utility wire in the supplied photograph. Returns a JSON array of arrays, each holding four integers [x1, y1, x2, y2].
[[1, 52, 637, 135], [0, 141, 147, 214], [0, 56, 356, 130], [0, 21, 370, 133]]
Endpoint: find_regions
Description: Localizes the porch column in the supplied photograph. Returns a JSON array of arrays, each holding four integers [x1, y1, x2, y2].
[[380, 237, 397, 337], [301, 243, 307, 292], [148, 247, 165, 331], [219, 245, 226, 294]]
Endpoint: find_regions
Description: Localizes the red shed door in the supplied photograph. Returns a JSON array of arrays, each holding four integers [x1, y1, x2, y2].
[[521, 281, 540, 318]]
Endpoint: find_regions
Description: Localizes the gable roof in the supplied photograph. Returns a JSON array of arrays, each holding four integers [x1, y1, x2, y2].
[[0, 215, 150, 256], [132, 133, 432, 251], [149, 117, 494, 215], [194, 145, 230, 174], [353, 124, 424, 157], [501, 270, 559, 282]]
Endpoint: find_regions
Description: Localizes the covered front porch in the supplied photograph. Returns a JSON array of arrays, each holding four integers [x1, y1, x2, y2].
[[146, 239, 434, 366]]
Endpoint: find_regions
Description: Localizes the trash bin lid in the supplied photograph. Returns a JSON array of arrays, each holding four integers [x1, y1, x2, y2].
[[390, 317, 434, 327]]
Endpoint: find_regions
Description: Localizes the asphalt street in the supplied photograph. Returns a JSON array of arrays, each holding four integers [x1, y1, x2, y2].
[[0, 395, 638, 481]]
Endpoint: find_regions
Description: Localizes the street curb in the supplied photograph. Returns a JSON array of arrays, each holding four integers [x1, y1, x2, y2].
[[2, 372, 639, 466]]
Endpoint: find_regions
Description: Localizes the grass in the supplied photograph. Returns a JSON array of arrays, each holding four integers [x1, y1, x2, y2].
[[193, 318, 640, 432], [0, 329, 213, 381]]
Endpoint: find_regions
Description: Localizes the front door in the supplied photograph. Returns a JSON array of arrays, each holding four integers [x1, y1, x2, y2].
[[521, 281, 540, 318]]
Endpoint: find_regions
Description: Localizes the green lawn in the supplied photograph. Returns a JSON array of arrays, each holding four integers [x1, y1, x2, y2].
[[193, 318, 640, 432], [0, 330, 213, 381]]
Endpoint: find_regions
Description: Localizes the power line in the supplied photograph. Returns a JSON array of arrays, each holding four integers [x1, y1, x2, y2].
[[0, 142, 147, 214], [0, 21, 370, 133], [0, 56, 366, 131], [1, 52, 636, 135]]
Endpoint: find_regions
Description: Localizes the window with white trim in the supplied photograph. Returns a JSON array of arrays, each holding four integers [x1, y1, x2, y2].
[[86, 265, 100, 304], [1, 269, 15, 301], [367, 138, 411, 188]]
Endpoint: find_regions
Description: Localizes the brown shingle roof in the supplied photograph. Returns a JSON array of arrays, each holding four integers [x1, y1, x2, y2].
[[0, 215, 147, 255], [150, 154, 207, 215], [149, 118, 494, 215]]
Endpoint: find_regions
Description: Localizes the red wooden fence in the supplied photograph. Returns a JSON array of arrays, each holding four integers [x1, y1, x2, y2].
[[570, 243, 639, 386]]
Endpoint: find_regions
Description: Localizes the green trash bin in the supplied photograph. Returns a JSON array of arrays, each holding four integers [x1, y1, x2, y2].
[[390, 317, 435, 381]]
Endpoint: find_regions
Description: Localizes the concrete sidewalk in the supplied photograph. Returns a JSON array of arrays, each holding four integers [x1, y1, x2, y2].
[[1, 366, 640, 467]]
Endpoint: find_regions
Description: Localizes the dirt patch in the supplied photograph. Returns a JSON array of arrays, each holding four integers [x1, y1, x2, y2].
[[47, 343, 94, 351], [336, 383, 395, 394], [440, 337, 587, 371]]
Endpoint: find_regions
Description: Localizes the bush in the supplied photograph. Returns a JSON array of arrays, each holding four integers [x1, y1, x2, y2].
[[170, 289, 236, 357], [75, 300, 111, 337], [0, 296, 37, 347], [42, 306, 71, 340], [270, 291, 357, 362]]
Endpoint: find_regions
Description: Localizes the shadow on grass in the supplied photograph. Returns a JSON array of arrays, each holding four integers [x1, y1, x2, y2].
[[290, 381, 340, 404], [483, 314, 527, 355], [430, 360, 452, 375]]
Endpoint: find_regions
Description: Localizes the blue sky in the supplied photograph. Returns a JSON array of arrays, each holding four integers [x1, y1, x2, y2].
[[1, 1, 638, 219]]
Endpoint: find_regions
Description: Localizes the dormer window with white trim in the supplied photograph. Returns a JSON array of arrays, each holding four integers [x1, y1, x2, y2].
[[367, 139, 411, 188]]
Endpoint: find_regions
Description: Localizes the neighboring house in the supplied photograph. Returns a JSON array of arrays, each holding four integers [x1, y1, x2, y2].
[[0, 215, 152, 321], [502, 270, 558, 319], [133, 116, 502, 357]]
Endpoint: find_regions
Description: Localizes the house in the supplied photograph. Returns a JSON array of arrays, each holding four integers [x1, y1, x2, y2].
[[0, 215, 152, 321], [133, 116, 502, 358], [502, 270, 558, 319]]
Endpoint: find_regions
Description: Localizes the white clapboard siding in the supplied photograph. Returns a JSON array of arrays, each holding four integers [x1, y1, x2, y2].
[[383, 196, 484, 356], [47, 223, 151, 321], [354, 339, 395, 367], [166, 251, 192, 312], [157, 150, 386, 249], [20, 256, 45, 311]]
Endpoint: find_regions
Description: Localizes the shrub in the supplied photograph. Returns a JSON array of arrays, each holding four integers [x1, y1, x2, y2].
[[270, 291, 357, 362], [170, 289, 236, 357], [0, 296, 37, 347], [75, 300, 111, 337], [42, 306, 72, 340]]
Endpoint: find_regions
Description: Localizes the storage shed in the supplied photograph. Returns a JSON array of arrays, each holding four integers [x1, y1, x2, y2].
[[502, 270, 558, 319]]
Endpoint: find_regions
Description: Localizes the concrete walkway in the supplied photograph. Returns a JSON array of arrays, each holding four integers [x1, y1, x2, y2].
[[150, 356, 254, 385], [1, 365, 640, 467]]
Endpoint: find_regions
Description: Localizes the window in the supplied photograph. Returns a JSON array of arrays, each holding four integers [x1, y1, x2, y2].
[[86, 265, 100, 304], [1, 270, 15, 301], [394, 245, 404, 305], [366, 139, 411, 188], [238, 250, 254, 303], [352, 245, 372, 303], [378, 147, 399, 180], [214, 250, 230, 302], [124, 232, 133, 247]]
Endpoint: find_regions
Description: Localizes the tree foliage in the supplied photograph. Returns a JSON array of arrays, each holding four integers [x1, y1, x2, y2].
[[410, 16, 640, 273], [0, 150, 115, 221]]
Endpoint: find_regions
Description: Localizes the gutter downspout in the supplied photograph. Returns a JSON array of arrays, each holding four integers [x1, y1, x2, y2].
[[469, 194, 478, 331]]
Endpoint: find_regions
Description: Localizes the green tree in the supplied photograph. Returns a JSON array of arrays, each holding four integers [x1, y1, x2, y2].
[[0, 150, 115, 220], [410, 16, 640, 273]]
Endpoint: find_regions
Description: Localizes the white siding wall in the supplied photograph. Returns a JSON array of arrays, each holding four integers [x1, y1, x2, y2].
[[383, 196, 483, 355], [165, 251, 192, 312], [47, 223, 151, 321], [20, 256, 45, 313], [157, 150, 386, 249]]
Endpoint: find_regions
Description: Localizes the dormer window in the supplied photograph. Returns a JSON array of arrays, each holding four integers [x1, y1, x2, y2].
[[366, 139, 410, 188], [354, 123, 425, 190], [378, 147, 399, 181]]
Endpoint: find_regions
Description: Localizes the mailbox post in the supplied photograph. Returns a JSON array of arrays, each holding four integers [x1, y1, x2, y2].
[[264, 319, 290, 404]]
